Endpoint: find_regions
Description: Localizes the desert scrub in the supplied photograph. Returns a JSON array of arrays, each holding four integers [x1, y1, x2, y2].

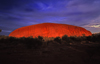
[[62, 35, 73, 43], [24, 38, 43, 49], [54, 37, 62, 44], [38, 36, 43, 40]]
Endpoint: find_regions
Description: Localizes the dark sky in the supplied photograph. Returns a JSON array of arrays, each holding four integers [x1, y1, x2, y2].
[[0, 0, 100, 35]]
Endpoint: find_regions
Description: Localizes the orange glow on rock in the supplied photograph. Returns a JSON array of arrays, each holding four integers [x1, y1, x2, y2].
[[9, 23, 92, 38]]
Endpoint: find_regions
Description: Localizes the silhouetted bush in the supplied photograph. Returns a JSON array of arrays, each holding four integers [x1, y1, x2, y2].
[[62, 35, 68, 40], [54, 37, 62, 44], [0, 36, 43, 49], [24, 38, 43, 49], [69, 36, 81, 42], [86, 36, 92, 41], [87, 34, 100, 42], [0, 29, 2, 32], [38, 36, 43, 40], [69, 36, 76, 41], [8, 37, 16, 42], [62, 35, 73, 43]]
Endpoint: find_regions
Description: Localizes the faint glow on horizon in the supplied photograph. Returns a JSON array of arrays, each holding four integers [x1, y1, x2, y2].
[[90, 25, 100, 28], [82, 23, 100, 28]]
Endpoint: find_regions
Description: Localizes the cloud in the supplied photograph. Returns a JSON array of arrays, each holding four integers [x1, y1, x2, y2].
[[90, 25, 100, 28]]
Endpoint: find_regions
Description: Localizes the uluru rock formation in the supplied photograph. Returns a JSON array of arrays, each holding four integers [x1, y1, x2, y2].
[[9, 23, 92, 38]]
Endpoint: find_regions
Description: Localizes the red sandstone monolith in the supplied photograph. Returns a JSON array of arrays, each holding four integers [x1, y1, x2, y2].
[[9, 23, 92, 38]]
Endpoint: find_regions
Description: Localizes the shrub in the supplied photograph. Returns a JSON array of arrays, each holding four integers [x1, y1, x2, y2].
[[62, 35, 73, 43], [86, 36, 92, 41], [38, 36, 43, 40], [24, 38, 43, 49], [0, 29, 2, 32], [54, 37, 62, 44], [62, 35, 68, 40]]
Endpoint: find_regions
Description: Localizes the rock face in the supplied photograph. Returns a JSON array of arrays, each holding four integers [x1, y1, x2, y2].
[[9, 23, 92, 38]]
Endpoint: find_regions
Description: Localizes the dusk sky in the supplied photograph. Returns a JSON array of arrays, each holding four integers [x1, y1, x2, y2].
[[0, 0, 100, 36]]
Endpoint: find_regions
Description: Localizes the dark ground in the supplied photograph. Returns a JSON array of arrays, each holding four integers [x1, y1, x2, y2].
[[0, 41, 100, 64]]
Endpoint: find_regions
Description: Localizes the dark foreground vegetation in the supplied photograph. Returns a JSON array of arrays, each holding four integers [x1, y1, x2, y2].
[[0, 33, 100, 64]]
